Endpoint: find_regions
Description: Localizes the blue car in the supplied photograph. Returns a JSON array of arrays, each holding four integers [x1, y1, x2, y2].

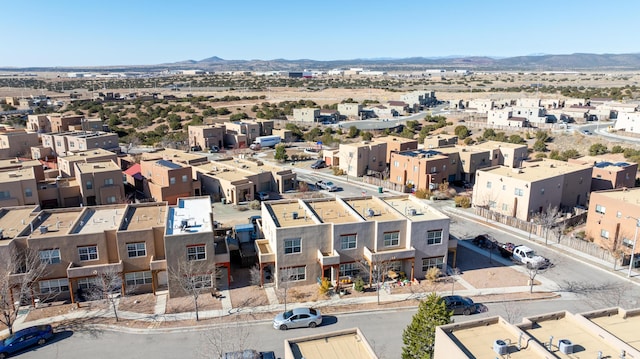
[[0, 325, 53, 358]]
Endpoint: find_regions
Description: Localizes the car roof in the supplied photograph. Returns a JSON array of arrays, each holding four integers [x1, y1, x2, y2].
[[291, 307, 313, 314]]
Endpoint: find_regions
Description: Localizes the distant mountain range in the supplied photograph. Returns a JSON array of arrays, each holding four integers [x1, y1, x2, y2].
[[4, 53, 640, 72]]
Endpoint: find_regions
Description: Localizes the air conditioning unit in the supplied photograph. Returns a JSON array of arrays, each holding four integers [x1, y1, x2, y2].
[[558, 339, 574, 354], [292, 212, 299, 220], [493, 340, 508, 355], [408, 209, 417, 216]]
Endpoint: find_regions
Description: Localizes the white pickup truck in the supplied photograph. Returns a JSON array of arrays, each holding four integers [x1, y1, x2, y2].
[[511, 245, 549, 269]]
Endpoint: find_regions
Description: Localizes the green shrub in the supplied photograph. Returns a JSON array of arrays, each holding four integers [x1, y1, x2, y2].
[[318, 277, 332, 296], [353, 277, 365, 292], [248, 200, 261, 210]]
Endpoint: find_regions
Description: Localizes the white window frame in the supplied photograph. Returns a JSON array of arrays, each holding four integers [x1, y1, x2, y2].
[[339, 263, 359, 277], [127, 242, 147, 258], [125, 271, 152, 286], [427, 230, 443, 245], [595, 204, 606, 214], [284, 238, 301, 254], [340, 234, 357, 250], [288, 266, 306, 281], [40, 249, 61, 264], [187, 245, 206, 261], [421, 257, 444, 272], [189, 274, 213, 289], [600, 229, 609, 239], [514, 188, 524, 196], [39, 278, 69, 294], [384, 232, 400, 247], [78, 245, 98, 261]]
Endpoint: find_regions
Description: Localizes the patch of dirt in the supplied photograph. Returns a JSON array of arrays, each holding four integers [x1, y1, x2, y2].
[[118, 293, 156, 314], [165, 293, 222, 314]]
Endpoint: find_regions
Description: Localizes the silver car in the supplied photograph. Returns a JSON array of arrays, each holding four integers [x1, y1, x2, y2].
[[273, 307, 322, 330]]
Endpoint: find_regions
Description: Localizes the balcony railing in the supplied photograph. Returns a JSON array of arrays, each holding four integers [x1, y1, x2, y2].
[[255, 239, 275, 263], [150, 256, 167, 271], [317, 249, 340, 267], [66, 261, 123, 278], [363, 246, 415, 263]]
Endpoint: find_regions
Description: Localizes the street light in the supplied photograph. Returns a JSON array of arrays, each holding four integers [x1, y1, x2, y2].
[[627, 216, 640, 278]]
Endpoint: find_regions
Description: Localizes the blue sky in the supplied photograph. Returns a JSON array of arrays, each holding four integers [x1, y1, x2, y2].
[[3, 0, 640, 67]]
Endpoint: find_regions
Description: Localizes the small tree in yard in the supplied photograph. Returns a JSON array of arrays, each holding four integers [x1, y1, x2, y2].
[[0, 248, 50, 334], [274, 144, 288, 162], [84, 266, 127, 322], [402, 293, 452, 359], [170, 258, 219, 321]]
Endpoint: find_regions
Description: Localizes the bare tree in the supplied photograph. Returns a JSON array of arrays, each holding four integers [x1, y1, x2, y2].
[[248, 264, 262, 287], [525, 260, 554, 294], [169, 258, 219, 321], [0, 247, 49, 334], [198, 317, 252, 358], [557, 280, 636, 309], [355, 257, 399, 305], [500, 300, 525, 324], [83, 266, 127, 322], [277, 267, 300, 312], [533, 205, 562, 245]]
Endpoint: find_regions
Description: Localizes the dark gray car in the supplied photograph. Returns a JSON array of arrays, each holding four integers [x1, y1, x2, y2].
[[442, 295, 478, 315]]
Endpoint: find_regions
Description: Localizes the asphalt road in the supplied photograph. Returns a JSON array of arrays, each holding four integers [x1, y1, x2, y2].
[[18, 298, 601, 359]]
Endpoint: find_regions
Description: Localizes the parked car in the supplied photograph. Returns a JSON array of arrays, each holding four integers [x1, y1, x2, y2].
[[316, 180, 338, 192], [273, 307, 322, 330], [0, 325, 54, 358], [581, 129, 592, 135], [310, 159, 327, 169], [441, 295, 479, 315], [256, 192, 269, 201], [223, 350, 275, 359]]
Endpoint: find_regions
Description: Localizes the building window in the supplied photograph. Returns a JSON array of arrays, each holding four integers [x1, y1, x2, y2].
[[616, 211, 622, 218], [430, 166, 437, 173], [514, 188, 524, 196], [187, 245, 206, 261], [284, 238, 301, 254], [427, 230, 443, 245], [0, 191, 10, 200], [106, 196, 117, 204], [540, 188, 545, 195], [25, 188, 32, 197], [486, 181, 492, 189], [623, 237, 634, 248], [422, 257, 444, 272], [189, 274, 213, 289], [39, 278, 69, 294], [86, 181, 93, 190], [104, 178, 114, 185], [127, 242, 147, 258], [182, 175, 188, 182], [78, 246, 98, 261], [170, 177, 176, 185], [502, 203, 508, 211], [340, 234, 357, 249], [396, 175, 402, 182], [125, 271, 152, 286], [384, 232, 400, 247], [39, 249, 61, 264], [595, 204, 606, 214], [600, 229, 609, 239], [284, 266, 306, 281], [339, 263, 359, 277], [394, 161, 399, 168], [413, 166, 419, 172]]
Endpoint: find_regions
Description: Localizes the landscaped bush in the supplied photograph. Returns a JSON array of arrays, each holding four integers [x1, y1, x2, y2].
[[353, 277, 365, 292], [332, 167, 345, 176], [454, 196, 471, 208], [318, 277, 332, 296], [248, 200, 261, 210], [425, 267, 441, 282], [414, 188, 431, 199]]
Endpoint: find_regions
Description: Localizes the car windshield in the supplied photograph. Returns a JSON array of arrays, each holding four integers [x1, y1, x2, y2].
[[283, 310, 294, 319], [326, 182, 334, 186]]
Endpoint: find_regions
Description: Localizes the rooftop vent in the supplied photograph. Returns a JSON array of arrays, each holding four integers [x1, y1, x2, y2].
[[39, 225, 48, 234], [408, 209, 417, 216], [493, 340, 508, 355], [558, 339, 574, 354], [292, 212, 299, 220]]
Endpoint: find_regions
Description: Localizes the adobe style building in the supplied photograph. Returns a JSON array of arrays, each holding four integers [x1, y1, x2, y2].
[[568, 154, 638, 191], [194, 157, 296, 204], [74, 160, 125, 206], [424, 134, 458, 149], [0, 167, 40, 207], [256, 195, 451, 289], [187, 124, 226, 151], [338, 141, 387, 178], [140, 148, 209, 166], [337, 103, 362, 118], [585, 188, 640, 268], [390, 149, 456, 191], [472, 159, 592, 221], [435, 308, 640, 359], [0, 196, 229, 304], [57, 148, 119, 177], [0, 128, 40, 158], [373, 136, 419, 163], [292, 108, 320, 123], [40, 131, 119, 157], [139, 159, 201, 205]]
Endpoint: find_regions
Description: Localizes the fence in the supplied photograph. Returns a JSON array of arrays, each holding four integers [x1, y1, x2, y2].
[[362, 176, 409, 193], [473, 207, 613, 264]]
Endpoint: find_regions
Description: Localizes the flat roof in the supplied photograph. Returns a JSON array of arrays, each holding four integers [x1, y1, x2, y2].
[[286, 328, 377, 359], [121, 203, 167, 231], [267, 201, 318, 228], [592, 187, 640, 205], [71, 206, 126, 234], [474, 140, 527, 149], [0, 167, 35, 182], [201, 159, 292, 178], [308, 199, 361, 224], [482, 160, 590, 182], [59, 148, 116, 162], [75, 160, 120, 174], [396, 149, 448, 159], [343, 197, 402, 222], [141, 148, 209, 163], [0, 207, 36, 243], [445, 318, 545, 358], [0, 159, 41, 170], [374, 136, 418, 144], [523, 313, 619, 358], [27, 209, 83, 239], [588, 311, 640, 351], [381, 196, 448, 222], [166, 197, 212, 235]]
